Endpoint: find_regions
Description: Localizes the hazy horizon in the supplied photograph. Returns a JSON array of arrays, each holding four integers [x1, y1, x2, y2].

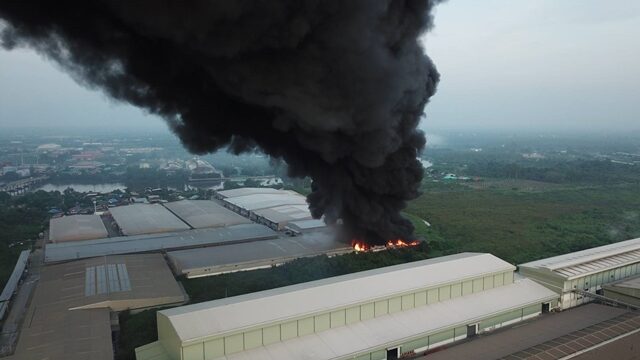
[[1, 0, 639, 134]]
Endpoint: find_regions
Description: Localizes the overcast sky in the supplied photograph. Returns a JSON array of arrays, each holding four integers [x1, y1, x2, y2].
[[1, 0, 639, 133]]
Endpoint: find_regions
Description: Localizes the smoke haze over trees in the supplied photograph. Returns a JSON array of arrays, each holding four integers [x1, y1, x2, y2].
[[0, 0, 442, 244]]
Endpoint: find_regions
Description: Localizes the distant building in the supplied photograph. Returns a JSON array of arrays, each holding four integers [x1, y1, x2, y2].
[[36, 143, 62, 152]]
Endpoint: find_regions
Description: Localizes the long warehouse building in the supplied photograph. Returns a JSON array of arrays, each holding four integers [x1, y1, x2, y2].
[[519, 237, 640, 310], [136, 253, 557, 360]]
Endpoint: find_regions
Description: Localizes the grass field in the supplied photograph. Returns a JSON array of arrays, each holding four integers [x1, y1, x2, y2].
[[405, 180, 640, 264]]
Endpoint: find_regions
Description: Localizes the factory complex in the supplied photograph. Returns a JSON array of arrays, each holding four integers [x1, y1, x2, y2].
[[44, 188, 330, 269], [2, 187, 640, 360], [135, 238, 640, 360]]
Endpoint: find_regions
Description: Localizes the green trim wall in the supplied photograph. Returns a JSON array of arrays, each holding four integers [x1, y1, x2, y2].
[[350, 302, 550, 360]]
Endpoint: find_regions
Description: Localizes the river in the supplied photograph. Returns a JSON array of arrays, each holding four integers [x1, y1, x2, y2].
[[36, 183, 127, 193]]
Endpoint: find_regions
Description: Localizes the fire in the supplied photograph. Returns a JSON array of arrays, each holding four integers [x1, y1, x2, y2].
[[386, 239, 420, 248], [351, 239, 369, 252], [352, 239, 420, 252]]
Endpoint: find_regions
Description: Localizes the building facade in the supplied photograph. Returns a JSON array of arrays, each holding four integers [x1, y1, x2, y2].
[[519, 237, 640, 310]]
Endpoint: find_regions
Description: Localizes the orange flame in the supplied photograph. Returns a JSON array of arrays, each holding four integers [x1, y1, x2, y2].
[[351, 239, 369, 252], [386, 239, 420, 248]]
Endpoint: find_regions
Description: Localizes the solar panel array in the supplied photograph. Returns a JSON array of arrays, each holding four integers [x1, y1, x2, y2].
[[84, 263, 131, 296]]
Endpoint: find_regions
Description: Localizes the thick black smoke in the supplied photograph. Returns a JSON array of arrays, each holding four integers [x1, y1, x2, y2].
[[0, 1, 441, 245]]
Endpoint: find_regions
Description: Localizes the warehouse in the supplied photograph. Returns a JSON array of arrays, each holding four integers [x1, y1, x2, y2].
[[0, 250, 29, 320], [167, 232, 352, 278], [602, 274, 640, 308], [215, 187, 287, 199], [519, 237, 640, 310], [110, 204, 190, 235], [10, 254, 186, 360], [49, 215, 109, 242], [251, 204, 314, 230], [285, 219, 327, 235], [163, 200, 252, 229], [44, 223, 278, 263], [136, 253, 557, 360], [222, 192, 308, 216]]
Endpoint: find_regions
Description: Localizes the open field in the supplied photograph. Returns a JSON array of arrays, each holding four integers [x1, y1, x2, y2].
[[405, 182, 640, 264]]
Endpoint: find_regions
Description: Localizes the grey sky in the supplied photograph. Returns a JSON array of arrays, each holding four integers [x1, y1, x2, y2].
[[1, 0, 639, 133]]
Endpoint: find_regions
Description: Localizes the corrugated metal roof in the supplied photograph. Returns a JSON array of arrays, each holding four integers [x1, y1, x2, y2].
[[110, 204, 190, 235], [252, 204, 312, 224], [286, 219, 327, 231], [217, 188, 297, 199], [168, 231, 351, 276], [160, 253, 516, 342], [49, 215, 109, 242], [44, 224, 277, 263], [163, 200, 251, 229], [224, 193, 307, 211], [10, 254, 185, 360], [519, 238, 640, 279]]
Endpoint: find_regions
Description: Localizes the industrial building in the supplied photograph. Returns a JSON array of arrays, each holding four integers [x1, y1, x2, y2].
[[109, 204, 191, 235], [251, 204, 313, 230], [602, 274, 640, 308], [49, 215, 109, 242], [215, 187, 288, 199], [136, 253, 557, 360], [9, 254, 186, 360], [168, 231, 352, 278], [0, 250, 29, 320], [285, 219, 327, 235], [214, 187, 324, 231], [519, 237, 640, 309], [44, 223, 278, 263], [163, 200, 252, 229]]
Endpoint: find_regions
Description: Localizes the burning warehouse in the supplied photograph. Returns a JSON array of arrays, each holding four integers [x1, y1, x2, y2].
[[136, 253, 557, 360]]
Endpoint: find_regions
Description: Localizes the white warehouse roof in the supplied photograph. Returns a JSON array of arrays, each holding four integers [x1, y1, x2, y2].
[[519, 238, 640, 280], [252, 204, 312, 224], [224, 193, 307, 211], [110, 204, 190, 235], [217, 188, 297, 199], [160, 253, 516, 342], [163, 200, 251, 229], [49, 215, 109, 242]]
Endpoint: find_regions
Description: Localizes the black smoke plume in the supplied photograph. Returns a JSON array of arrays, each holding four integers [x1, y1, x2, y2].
[[0, 1, 441, 245]]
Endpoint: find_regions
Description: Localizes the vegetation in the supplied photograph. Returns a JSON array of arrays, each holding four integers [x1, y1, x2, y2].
[[466, 160, 640, 184], [0, 191, 60, 288], [405, 182, 640, 264]]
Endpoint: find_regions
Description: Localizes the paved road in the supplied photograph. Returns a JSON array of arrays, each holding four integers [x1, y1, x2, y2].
[[0, 246, 43, 356]]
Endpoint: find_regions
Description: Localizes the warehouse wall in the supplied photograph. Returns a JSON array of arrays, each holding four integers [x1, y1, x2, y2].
[[520, 262, 639, 310], [168, 270, 515, 359], [350, 302, 550, 360], [561, 262, 639, 309]]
